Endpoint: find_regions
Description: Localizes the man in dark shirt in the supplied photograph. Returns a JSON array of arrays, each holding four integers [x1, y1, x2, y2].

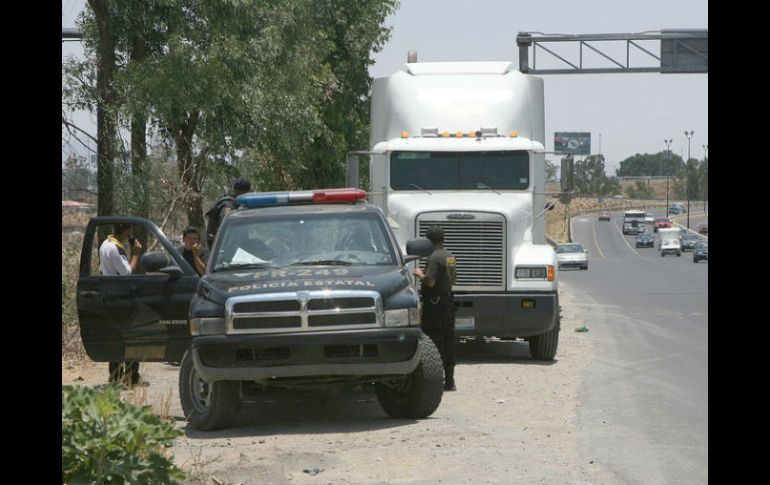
[[178, 227, 208, 276], [412, 225, 458, 391]]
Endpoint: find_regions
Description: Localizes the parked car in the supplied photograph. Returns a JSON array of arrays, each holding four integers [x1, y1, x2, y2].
[[556, 243, 588, 270], [645, 212, 654, 223], [680, 233, 700, 251], [598, 212, 611, 221], [697, 223, 708, 234], [635, 232, 655, 248], [653, 217, 672, 233], [693, 241, 708, 263]]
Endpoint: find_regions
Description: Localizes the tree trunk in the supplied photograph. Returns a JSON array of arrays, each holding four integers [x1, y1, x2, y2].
[[89, 0, 117, 228], [130, 27, 149, 245], [173, 112, 204, 230]]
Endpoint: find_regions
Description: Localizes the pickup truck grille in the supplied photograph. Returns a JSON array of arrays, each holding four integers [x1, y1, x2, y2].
[[225, 290, 382, 334], [418, 213, 506, 291]]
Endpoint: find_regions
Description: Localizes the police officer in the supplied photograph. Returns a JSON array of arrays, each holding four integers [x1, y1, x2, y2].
[[412, 225, 458, 391], [205, 176, 252, 247]]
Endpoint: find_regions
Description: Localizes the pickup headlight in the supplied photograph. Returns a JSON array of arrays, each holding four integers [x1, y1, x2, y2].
[[189, 317, 225, 335], [515, 265, 555, 281], [384, 307, 421, 327]]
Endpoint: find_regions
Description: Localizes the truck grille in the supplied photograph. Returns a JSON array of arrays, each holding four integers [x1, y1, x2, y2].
[[225, 290, 382, 334], [418, 214, 506, 291]]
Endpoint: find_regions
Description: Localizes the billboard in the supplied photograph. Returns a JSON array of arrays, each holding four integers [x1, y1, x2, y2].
[[554, 132, 591, 155]]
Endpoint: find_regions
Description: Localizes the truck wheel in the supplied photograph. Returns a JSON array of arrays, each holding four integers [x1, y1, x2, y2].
[[179, 349, 241, 431], [375, 334, 444, 419], [529, 300, 560, 360]]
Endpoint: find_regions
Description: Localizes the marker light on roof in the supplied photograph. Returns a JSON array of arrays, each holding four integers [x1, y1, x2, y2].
[[237, 188, 366, 208]]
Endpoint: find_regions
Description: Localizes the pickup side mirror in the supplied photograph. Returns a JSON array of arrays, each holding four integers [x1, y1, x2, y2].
[[159, 265, 183, 279], [141, 251, 171, 273], [406, 237, 434, 258]]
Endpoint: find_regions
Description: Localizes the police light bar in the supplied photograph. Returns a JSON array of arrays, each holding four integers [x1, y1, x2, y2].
[[237, 188, 367, 208]]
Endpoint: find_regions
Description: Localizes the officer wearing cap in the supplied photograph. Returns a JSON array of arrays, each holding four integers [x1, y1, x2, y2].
[[205, 177, 252, 247], [412, 225, 458, 391]]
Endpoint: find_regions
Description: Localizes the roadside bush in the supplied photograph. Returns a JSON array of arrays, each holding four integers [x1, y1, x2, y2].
[[62, 384, 185, 485]]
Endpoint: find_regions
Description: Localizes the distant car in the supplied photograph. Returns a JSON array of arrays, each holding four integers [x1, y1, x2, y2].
[[556, 243, 588, 270], [668, 204, 686, 215], [653, 217, 672, 232], [598, 212, 611, 221], [635, 232, 654, 248], [680, 233, 700, 251], [697, 223, 708, 234], [693, 241, 708, 263], [645, 212, 654, 223]]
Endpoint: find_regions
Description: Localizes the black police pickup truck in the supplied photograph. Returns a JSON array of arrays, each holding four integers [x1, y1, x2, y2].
[[77, 189, 444, 430]]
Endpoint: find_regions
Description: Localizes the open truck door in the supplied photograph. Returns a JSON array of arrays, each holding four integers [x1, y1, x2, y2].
[[77, 216, 199, 364]]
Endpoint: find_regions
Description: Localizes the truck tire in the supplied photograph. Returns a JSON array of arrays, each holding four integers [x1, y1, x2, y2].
[[179, 349, 241, 431], [529, 300, 560, 360], [375, 335, 444, 419]]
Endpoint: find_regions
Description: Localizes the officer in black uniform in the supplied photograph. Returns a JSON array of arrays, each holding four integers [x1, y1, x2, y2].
[[412, 225, 458, 391], [205, 176, 252, 247]]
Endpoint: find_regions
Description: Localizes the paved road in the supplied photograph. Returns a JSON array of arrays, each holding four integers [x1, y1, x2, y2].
[[563, 210, 708, 484]]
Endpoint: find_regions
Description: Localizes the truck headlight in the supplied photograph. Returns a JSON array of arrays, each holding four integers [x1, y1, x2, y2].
[[189, 317, 225, 335], [384, 308, 420, 327], [515, 265, 555, 281]]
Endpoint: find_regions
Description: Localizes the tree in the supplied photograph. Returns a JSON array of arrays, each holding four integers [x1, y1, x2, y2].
[[544, 159, 557, 182], [574, 154, 615, 196], [616, 152, 684, 177]]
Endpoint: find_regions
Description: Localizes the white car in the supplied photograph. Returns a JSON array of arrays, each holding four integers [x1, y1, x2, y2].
[[645, 212, 654, 223], [556, 243, 588, 270]]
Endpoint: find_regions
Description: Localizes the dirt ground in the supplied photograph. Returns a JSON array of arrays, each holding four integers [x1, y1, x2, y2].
[[62, 281, 623, 485]]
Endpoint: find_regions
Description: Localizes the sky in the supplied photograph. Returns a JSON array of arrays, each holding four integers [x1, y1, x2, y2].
[[62, 0, 708, 175]]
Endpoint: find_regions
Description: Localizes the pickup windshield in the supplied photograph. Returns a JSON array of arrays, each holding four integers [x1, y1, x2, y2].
[[211, 212, 397, 271], [390, 151, 529, 190]]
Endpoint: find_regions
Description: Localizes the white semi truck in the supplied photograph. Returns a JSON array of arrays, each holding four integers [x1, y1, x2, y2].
[[349, 56, 564, 360]]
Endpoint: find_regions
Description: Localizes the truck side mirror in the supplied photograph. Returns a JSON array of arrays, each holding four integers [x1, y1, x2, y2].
[[560, 155, 574, 192], [406, 237, 434, 258], [346, 152, 360, 189]]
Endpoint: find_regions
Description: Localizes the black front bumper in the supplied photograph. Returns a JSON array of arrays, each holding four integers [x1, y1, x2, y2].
[[453, 292, 558, 338], [191, 328, 422, 382]]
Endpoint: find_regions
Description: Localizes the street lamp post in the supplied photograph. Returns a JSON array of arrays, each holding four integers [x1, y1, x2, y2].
[[684, 130, 694, 229], [663, 139, 673, 177]]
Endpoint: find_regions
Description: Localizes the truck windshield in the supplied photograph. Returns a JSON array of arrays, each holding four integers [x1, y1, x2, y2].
[[211, 212, 397, 271], [390, 151, 529, 190]]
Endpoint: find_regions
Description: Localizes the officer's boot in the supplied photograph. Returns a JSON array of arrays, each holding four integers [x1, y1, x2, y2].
[[444, 367, 456, 391]]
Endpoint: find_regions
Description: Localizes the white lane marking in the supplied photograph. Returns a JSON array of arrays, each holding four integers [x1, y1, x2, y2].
[[591, 219, 606, 260], [613, 218, 642, 257]]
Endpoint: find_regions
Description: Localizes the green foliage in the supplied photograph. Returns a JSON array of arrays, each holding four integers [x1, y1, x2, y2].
[[671, 158, 706, 201], [62, 384, 184, 485], [616, 152, 684, 177], [574, 155, 618, 197], [624, 180, 656, 199]]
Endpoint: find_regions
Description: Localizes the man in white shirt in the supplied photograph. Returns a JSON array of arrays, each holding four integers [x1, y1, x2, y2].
[[99, 223, 144, 386], [99, 223, 142, 276]]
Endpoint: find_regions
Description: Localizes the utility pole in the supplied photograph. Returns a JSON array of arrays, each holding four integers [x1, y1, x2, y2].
[[702, 144, 708, 214], [684, 130, 694, 229]]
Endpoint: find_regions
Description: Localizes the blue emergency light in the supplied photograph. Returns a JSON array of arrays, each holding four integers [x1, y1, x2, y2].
[[237, 188, 367, 208]]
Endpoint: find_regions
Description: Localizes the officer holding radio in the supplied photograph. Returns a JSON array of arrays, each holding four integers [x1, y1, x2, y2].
[[412, 225, 458, 391], [99, 223, 144, 386]]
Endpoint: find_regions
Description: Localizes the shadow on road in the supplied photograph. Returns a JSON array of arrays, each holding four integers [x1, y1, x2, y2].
[[184, 386, 419, 439], [455, 338, 557, 366]]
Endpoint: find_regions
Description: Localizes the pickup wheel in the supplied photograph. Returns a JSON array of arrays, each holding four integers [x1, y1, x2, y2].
[[529, 299, 561, 360], [375, 334, 444, 419], [179, 349, 241, 431]]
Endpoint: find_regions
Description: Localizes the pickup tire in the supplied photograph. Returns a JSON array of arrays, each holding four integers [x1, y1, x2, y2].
[[529, 299, 560, 360], [375, 334, 444, 419], [179, 349, 241, 431]]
